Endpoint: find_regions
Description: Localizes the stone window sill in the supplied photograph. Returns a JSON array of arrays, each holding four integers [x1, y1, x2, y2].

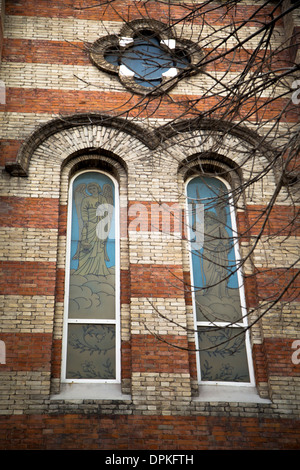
[[50, 383, 131, 401], [193, 384, 271, 403]]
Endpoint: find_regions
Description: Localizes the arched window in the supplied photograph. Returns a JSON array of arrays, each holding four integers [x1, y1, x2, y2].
[[62, 170, 120, 383], [186, 176, 254, 384]]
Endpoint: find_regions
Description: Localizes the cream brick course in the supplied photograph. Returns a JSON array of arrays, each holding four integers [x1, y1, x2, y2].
[[131, 372, 192, 411], [0, 61, 287, 99], [0, 112, 292, 149], [4, 15, 284, 50], [0, 371, 51, 415], [130, 297, 188, 336], [128, 231, 184, 265], [261, 302, 300, 338], [268, 376, 300, 417], [4, 16, 121, 42], [0, 112, 55, 142], [0, 295, 55, 333], [0, 126, 150, 198], [242, 236, 300, 269], [0, 227, 58, 262]]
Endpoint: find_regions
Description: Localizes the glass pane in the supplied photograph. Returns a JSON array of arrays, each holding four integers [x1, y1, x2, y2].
[[174, 48, 191, 69], [198, 327, 250, 383], [104, 31, 191, 90], [104, 46, 120, 67], [66, 324, 116, 379], [122, 38, 172, 87], [68, 172, 116, 319], [187, 177, 242, 323]]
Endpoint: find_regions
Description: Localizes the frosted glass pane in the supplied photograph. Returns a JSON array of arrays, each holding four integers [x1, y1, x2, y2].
[[198, 327, 250, 382], [187, 177, 251, 384], [68, 172, 115, 320], [66, 324, 116, 380], [187, 177, 242, 323]]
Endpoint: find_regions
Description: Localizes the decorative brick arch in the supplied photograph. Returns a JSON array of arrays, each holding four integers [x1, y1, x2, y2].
[[4, 114, 156, 177], [4, 113, 285, 189]]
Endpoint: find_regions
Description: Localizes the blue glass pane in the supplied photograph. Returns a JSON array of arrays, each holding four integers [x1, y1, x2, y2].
[[70, 172, 115, 270], [104, 33, 191, 88], [104, 51, 119, 67], [121, 37, 173, 87]]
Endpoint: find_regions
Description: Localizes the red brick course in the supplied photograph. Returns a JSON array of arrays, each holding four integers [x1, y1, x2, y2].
[[0, 196, 59, 229], [264, 338, 300, 377], [1, 198, 297, 236], [0, 332, 52, 371], [237, 205, 300, 238], [0, 260, 56, 296], [128, 201, 185, 234], [0, 413, 298, 450], [131, 334, 190, 374], [0, 331, 298, 384], [3, 39, 289, 75], [255, 268, 300, 303], [2, 39, 89, 65], [0, 140, 23, 167], [1, 88, 297, 122], [130, 264, 185, 298], [5, 0, 282, 26]]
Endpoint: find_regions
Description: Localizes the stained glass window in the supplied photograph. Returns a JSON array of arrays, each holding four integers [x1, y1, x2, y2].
[[187, 176, 253, 384], [63, 171, 119, 382]]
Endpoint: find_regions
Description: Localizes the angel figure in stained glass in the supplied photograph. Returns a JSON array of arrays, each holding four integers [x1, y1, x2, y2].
[[72, 181, 114, 277]]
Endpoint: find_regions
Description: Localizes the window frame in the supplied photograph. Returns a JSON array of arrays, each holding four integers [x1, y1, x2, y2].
[[61, 169, 121, 384], [185, 175, 255, 387], [89, 19, 203, 96]]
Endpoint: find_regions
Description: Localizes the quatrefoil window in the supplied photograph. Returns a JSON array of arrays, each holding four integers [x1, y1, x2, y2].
[[89, 20, 203, 95]]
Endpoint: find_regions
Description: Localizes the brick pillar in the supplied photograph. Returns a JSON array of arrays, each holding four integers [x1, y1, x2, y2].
[[127, 202, 193, 412]]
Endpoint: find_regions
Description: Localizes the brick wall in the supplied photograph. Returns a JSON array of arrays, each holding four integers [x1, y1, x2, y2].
[[1, 414, 300, 450], [0, 0, 299, 450]]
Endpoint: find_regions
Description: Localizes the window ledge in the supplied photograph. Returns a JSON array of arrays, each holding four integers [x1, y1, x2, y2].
[[193, 385, 271, 403], [50, 383, 131, 401]]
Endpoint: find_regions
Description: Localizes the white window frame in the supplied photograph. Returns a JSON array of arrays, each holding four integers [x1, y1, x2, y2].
[[186, 175, 255, 387], [61, 169, 120, 384]]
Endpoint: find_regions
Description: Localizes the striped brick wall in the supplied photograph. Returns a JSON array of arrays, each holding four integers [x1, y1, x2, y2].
[[0, 0, 299, 450]]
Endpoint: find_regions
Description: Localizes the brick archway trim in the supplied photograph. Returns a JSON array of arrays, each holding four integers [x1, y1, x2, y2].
[[4, 113, 283, 184]]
